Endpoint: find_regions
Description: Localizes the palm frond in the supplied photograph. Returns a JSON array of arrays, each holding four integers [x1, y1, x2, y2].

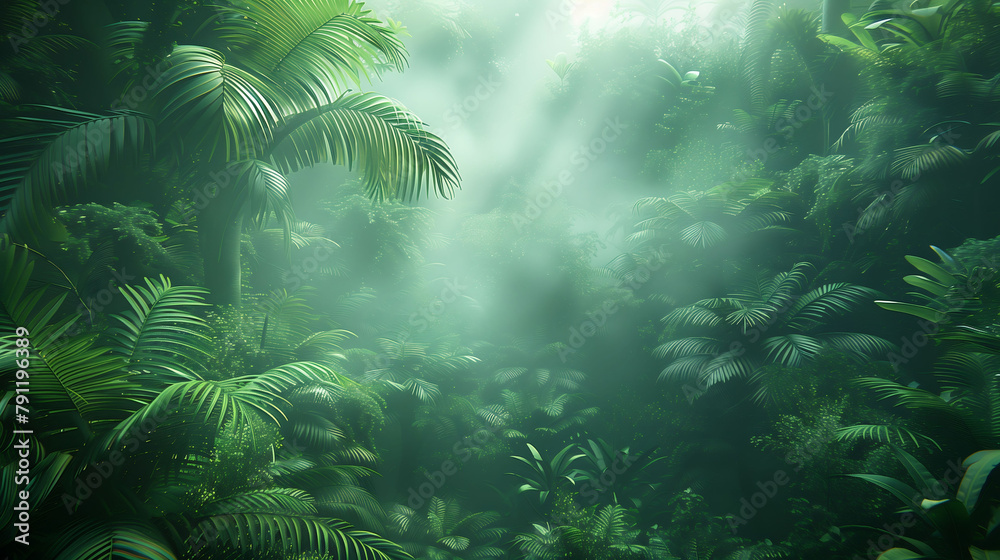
[[653, 337, 721, 359], [267, 92, 460, 201], [822, 332, 895, 360], [193, 490, 407, 559], [786, 284, 880, 330], [891, 143, 969, 179], [762, 334, 823, 367], [49, 521, 176, 560], [106, 275, 211, 380], [154, 45, 280, 160], [0, 108, 154, 236], [836, 424, 941, 449], [662, 305, 723, 327], [678, 220, 728, 248], [218, 0, 407, 105]]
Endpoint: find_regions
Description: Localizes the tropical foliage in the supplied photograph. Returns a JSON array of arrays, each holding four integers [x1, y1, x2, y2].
[[655, 262, 892, 402], [5, 0, 1000, 558]]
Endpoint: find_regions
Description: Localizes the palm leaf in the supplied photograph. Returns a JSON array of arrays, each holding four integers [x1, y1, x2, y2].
[[267, 92, 460, 201], [904, 255, 957, 285], [725, 307, 774, 332], [653, 337, 721, 359], [50, 521, 177, 560], [30, 332, 133, 442], [957, 450, 1000, 512], [701, 353, 756, 386], [903, 275, 952, 297], [678, 220, 728, 248], [227, 159, 296, 240], [891, 143, 969, 179], [154, 45, 280, 161], [876, 300, 949, 323], [835, 424, 940, 449], [762, 334, 823, 367], [845, 473, 925, 512], [106, 275, 211, 379], [786, 284, 880, 330], [853, 377, 979, 437], [0, 108, 154, 236], [820, 332, 895, 361], [192, 499, 407, 559], [661, 305, 723, 328], [494, 367, 528, 384], [219, 0, 407, 105]]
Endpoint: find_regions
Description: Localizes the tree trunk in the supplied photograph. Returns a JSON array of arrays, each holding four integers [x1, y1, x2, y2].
[[199, 187, 245, 306], [822, 0, 851, 37]]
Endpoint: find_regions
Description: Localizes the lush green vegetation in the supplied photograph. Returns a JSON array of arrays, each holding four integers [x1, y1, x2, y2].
[[3, 0, 1000, 558]]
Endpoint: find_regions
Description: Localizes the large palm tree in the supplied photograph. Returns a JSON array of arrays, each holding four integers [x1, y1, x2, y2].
[[0, 0, 461, 305]]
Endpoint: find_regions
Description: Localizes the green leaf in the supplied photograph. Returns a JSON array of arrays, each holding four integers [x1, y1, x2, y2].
[[846, 474, 924, 513], [0, 108, 155, 238], [154, 45, 279, 161], [218, 0, 407, 104], [678, 220, 727, 248], [957, 450, 1000, 512], [876, 300, 948, 323], [877, 549, 928, 560], [268, 92, 461, 201], [107, 275, 211, 379], [656, 59, 682, 88], [904, 255, 956, 285], [526, 443, 543, 463], [922, 498, 973, 545], [892, 446, 941, 492], [971, 547, 1000, 560], [903, 275, 952, 297], [836, 424, 940, 449]]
